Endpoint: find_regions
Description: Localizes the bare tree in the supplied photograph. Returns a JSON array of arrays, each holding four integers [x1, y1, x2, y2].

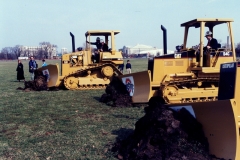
[[48, 44, 57, 58], [22, 48, 30, 57], [0, 52, 5, 59], [1, 47, 12, 59], [39, 42, 57, 59], [11, 45, 23, 58], [36, 49, 44, 59], [39, 42, 50, 59]]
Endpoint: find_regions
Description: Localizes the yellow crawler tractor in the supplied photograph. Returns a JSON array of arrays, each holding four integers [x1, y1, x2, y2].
[[38, 30, 123, 89], [168, 61, 240, 159], [118, 18, 236, 103], [114, 18, 240, 159]]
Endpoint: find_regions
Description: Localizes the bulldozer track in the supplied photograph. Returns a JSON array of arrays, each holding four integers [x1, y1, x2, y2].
[[166, 77, 219, 85], [162, 76, 219, 103], [64, 63, 122, 90]]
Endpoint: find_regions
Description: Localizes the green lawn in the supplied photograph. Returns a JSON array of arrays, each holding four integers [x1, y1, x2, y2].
[[0, 58, 148, 159]]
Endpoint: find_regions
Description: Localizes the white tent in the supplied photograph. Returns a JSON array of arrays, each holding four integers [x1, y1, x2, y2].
[[122, 44, 156, 55], [139, 49, 174, 56], [131, 44, 154, 49], [122, 44, 174, 56]]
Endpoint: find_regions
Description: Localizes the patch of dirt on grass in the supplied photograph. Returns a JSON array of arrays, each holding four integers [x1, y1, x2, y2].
[[111, 97, 219, 160], [100, 77, 133, 107], [16, 70, 59, 91]]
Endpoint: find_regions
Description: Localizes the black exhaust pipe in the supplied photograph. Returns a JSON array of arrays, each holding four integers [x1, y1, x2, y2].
[[70, 32, 75, 52], [161, 25, 167, 55]]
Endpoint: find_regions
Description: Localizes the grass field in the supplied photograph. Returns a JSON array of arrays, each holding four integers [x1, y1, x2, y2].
[[0, 59, 148, 159]]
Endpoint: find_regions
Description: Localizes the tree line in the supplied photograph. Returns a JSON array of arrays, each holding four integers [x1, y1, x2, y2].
[[0, 42, 57, 60], [1, 42, 240, 60]]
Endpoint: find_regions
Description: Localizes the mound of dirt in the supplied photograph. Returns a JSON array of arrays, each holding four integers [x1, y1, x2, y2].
[[17, 70, 54, 91], [100, 77, 133, 107], [112, 97, 214, 160]]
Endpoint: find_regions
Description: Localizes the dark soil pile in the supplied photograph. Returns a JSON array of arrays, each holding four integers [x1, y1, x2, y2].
[[100, 77, 133, 107], [17, 70, 52, 91], [112, 97, 214, 160]]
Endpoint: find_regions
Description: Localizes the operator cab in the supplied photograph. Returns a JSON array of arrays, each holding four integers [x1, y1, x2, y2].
[[178, 18, 236, 68], [85, 30, 120, 52], [85, 30, 122, 64]]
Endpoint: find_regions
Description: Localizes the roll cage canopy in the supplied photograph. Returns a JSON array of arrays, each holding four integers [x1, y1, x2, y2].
[[85, 30, 120, 52], [180, 18, 235, 67], [85, 30, 120, 37], [181, 18, 234, 28]]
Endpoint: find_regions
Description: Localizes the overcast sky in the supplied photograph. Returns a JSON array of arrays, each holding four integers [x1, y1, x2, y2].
[[1, 0, 240, 52]]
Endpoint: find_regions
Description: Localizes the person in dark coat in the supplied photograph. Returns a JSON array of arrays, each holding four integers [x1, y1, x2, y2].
[[126, 60, 132, 74], [100, 39, 109, 52], [29, 56, 37, 80], [16, 60, 25, 82], [201, 31, 219, 66], [87, 37, 103, 63], [204, 31, 219, 51], [118, 62, 124, 73], [86, 37, 102, 51]]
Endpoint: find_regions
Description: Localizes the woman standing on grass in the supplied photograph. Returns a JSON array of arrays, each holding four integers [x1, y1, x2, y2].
[[16, 60, 25, 82]]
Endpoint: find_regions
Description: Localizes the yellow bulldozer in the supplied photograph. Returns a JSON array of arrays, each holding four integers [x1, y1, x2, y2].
[[167, 61, 240, 159], [118, 18, 236, 103], [38, 30, 123, 89], [111, 18, 239, 159], [113, 18, 239, 159]]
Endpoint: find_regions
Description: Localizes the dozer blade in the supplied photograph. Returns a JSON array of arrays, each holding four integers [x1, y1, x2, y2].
[[117, 70, 152, 103], [168, 100, 239, 159], [37, 64, 59, 87]]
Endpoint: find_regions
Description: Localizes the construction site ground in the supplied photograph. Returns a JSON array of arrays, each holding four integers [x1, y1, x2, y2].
[[100, 75, 226, 159], [0, 59, 229, 159], [0, 59, 147, 159]]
